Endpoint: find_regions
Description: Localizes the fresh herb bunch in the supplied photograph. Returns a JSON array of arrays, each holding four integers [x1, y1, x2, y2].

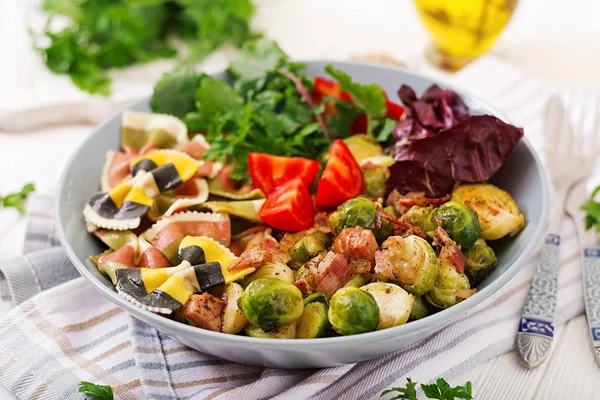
[[581, 185, 600, 232], [1, 183, 35, 214], [78, 381, 114, 400], [381, 378, 473, 400], [150, 39, 398, 183], [34, 0, 258, 95]]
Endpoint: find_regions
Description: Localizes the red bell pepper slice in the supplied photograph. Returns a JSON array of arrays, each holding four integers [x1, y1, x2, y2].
[[248, 153, 320, 195], [385, 100, 405, 120], [258, 178, 315, 232], [316, 140, 364, 207]]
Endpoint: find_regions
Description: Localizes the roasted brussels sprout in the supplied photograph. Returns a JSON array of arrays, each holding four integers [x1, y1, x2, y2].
[[244, 262, 295, 286], [344, 134, 384, 164], [427, 201, 480, 249], [425, 258, 475, 309], [211, 282, 248, 334], [288, 232, 331, 270], [363, 166, 388, 199], [239, 278, 304, 331], [245, 322, 297, 338], [384, 205, 399, 219], [409, 295, 430, 321], [344, 274, 369, 288], [452, 183, 525, 240], [464, 244, 498, 286], [304, 292, 329, 306], [361, 282, 414, 330], [329, 197, 393, 241], [328, 287, 380, 335], [296, 302, 331, 338], [400, 205, 433, 233], [374, 235, 438, 296]]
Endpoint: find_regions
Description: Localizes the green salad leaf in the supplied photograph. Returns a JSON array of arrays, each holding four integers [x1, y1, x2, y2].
[[78, 381, 114, 400], [325, 65, 387, 134], [151, 69, 205, 119], [581, 185, 600, 232], [381, 378, 473, 400], [1, 183, 35, 214]]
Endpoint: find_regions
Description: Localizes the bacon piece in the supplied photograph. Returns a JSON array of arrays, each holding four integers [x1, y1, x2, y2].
[[333, 227, 378, 266], [174, 293, 224, 332], [433, 227, 465, 273], [228, 237, 290, 271], [177, 137, 209, 160], [386, 189, 451, 215], [98, 245, 136, 269], [194, 161, 222, 179], [314, 251, 353, 298], [294, 254, 323, 296], [313, 211, 332, 233]]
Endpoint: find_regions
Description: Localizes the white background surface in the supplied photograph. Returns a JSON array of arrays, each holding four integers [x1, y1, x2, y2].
[[2, 0, 600, 398]]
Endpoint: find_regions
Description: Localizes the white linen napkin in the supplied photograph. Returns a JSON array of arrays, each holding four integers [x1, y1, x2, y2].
[[0, 56, 588, 400]]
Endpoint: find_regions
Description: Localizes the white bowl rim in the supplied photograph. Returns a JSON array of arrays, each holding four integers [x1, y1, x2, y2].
[[55, 60, 549, 349]]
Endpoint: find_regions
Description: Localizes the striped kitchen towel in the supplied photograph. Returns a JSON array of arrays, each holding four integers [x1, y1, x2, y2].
[[0, 57, 589, 399]]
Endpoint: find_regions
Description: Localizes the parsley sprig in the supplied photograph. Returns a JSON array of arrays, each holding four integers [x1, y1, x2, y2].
[[1, 183, 35, 214], [78, 381, 114, 400], [381, 378, 473, 400], [581, 185, 600, 232], [34, 0, 259, 95]]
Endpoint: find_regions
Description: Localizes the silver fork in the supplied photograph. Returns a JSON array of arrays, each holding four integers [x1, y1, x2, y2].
[[516, 92, 593, 368]]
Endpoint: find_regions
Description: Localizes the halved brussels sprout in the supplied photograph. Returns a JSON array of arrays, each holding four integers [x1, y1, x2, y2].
[[244, 262, 295, 286], [239, 278, 304, 331], [427, 201, 480, 249], [344, 134, 384, 164], [400, 205, 433, 233], [328, 287, 379, 335], [211, 282, 248, 334], [344, 274, 369, 288], [304, 292, 329, 306], [464, 244, 498, 286], [296, 302, 331, 339], [409, 295, 430, 321], [329, 197, 393, 241], [363, 166, 388, 199], [288, 232, 331, 270], [374, 235, 438, 296], [245, 321, 297, 338], [451, 183, 525, 240], [361, 282, 414, 330], [425, 257, 475, 309]]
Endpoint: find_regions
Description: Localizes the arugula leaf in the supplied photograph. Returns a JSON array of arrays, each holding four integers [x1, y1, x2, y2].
[[78, 381, 114, 400], [1, 183, 35, 214], [195, 76, 244, 116], [380, 378, 418, 400], [151, 69, 205, 118], [373, 118, 397, 143], [324, 65, 387, 134], [581, 185, 600, 233], [421, 378, 473, 400]]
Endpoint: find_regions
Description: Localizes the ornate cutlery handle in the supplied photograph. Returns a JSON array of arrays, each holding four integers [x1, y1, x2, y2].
[[516, 233, 560, 368], [582, 247, 600, 367]]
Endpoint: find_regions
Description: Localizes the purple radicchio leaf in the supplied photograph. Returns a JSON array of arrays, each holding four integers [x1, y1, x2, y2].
[[393, 115, 524, 182], [386, 160, 455, 198]]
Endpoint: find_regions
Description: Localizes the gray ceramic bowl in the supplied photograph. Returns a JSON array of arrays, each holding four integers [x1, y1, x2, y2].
[[56, 61, 549, 369]]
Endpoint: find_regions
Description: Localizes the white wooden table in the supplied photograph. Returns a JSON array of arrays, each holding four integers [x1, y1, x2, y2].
[[2, 0, 600, 398]]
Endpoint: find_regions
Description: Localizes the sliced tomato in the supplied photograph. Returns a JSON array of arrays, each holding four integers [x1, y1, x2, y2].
[[312, 77, 352, 103], [248, 153, 320, 195], [259, 178, 315, 232], [316, 140, 364, 207]]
